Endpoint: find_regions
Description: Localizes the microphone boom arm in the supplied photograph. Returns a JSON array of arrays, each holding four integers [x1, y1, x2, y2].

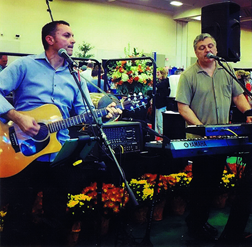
[[217, 60, 252, 99]]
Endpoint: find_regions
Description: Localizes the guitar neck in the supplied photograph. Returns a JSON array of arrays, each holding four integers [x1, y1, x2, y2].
[[47, 107, 110, 133], [46, 93, 145, 134]]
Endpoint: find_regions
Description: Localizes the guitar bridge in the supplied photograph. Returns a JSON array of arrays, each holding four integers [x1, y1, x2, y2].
[[9, 126, 20, 153]]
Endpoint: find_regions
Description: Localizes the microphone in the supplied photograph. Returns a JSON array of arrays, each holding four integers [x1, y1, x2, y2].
[[206, 53, 225, 61], [58, 48, 77, 66]]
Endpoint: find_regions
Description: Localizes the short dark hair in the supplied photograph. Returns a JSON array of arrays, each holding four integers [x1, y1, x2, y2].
[[92, 64, 104, 77], [87, 62, 94, 69], [41, 20, 70, 50]]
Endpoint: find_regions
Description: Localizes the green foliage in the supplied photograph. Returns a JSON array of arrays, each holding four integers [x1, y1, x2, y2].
[[75, 41, 94, 58]]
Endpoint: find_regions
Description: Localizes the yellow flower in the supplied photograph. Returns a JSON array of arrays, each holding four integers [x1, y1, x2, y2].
[[67, 200, 79, 208], [0, 211, 7, 218]]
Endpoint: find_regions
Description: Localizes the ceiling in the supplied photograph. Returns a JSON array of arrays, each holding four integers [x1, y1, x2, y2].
[[76, 0, 252, 30]]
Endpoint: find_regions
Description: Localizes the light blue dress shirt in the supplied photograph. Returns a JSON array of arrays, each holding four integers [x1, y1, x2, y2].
[[0, 52, 95, 162]]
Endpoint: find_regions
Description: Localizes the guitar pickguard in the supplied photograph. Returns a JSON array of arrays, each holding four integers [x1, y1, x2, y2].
[[9, 122, 50, 156], [20, 137, 50, 156]]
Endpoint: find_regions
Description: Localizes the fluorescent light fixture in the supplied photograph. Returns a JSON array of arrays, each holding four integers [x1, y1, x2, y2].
[[192, 16, 201, 21], [170, 1, 183, 6]]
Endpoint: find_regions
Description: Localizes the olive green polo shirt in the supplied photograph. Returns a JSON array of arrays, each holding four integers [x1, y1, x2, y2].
[[176, 62, 243, 125]]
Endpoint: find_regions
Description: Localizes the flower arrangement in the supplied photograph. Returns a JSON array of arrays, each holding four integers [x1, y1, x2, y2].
[[182, 162, 193, 177], [129, 172, 192, 203], [108, 48, 153, 95], [235, 70, 252, 104], [219, 170, 236, 191], [129, 178, 154, 203], [67, 182, 129, 217], [140, 173, 170, 196], [235, 70, 251, 81], [166, 172, 192, 195]]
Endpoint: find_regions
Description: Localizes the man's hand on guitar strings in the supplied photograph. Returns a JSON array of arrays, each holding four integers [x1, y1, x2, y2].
[[17, 115, 40, 137], [15, 113, 40, 137], [105, 102, 122, 119], [6, 109, 41, 137]]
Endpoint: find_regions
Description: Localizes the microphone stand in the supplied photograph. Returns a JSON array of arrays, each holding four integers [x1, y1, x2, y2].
[[121, 118, 170, 246], [45, 0, 54, 21], [217, 60, 252, 100], [79, 73, 117, 104], [67, 63, 138, 245], [142, 124, 170, 247]]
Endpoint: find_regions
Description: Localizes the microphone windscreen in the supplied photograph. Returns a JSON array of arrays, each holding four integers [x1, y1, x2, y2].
[[58, 48, 67, 57], [206, 53, 213, 58]]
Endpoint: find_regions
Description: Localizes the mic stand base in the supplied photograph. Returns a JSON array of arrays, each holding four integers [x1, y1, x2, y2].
[[94, 160, 107, 247]]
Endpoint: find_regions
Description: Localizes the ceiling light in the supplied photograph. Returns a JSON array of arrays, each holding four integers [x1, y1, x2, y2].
[[192, 16, 201, 21], [170, 1, 183, 6]]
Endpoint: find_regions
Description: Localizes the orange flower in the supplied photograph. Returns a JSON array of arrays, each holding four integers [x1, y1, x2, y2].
[[119, 67, 124, 73], [134, 76, 139, 82], [138, 65, 143, 73], [127, 77, 133, 84]]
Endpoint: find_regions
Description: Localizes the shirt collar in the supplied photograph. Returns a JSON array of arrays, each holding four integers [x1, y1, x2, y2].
[[195, 60, 223, 74], [34, 52, 69, 70]]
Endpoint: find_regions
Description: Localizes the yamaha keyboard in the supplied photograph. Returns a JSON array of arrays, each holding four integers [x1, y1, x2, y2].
[[186, 123, 252, 137], [145, 136, 252, 158]]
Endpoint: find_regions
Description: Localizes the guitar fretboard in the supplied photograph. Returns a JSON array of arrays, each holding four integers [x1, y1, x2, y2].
[[47, 108, 108, 133]]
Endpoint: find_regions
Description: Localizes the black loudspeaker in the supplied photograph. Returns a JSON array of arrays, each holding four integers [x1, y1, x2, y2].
[[163, 112, 185, 139], [201, 2, 240, 62]]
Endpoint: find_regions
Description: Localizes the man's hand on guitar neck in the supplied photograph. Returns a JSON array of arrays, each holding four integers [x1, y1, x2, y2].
[[105, 102, 122, 119], [6, 109, 40, 137]]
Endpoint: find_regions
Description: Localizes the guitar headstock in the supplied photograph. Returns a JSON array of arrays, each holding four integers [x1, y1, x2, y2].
[[121, 93, 149, 111]]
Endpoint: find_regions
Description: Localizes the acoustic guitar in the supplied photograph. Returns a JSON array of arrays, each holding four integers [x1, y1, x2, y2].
[[0, 94, 147, 178]]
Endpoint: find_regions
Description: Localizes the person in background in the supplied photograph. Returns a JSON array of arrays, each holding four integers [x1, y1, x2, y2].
[[0, 20, 121, 246], [155, 67, 170, 135], [88, 64, 105, 93], [176, 33, 252, 243], [80, 61, 94, 82], [0, 53, 8, 71]]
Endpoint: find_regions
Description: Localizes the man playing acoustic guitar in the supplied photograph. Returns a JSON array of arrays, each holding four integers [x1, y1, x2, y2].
[[0, 20, 121, 246]]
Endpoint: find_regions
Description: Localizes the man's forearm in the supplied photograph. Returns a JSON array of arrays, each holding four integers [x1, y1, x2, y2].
[[5, 109, 23, 123], [233, 94, 251, 114], [177, 102, 203, 125]]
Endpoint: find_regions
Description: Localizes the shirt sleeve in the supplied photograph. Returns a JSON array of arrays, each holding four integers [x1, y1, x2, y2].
[[175, 73, 192, 105], [0, 60, 23, 115], [73, 78, 95, 116]]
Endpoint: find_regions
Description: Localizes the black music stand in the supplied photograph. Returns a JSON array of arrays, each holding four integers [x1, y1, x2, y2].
[[51, 135, 109, 246], [51, 135, 97, 167]]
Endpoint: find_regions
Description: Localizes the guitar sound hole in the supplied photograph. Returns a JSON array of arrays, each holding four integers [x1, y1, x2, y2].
[[33, 123, 49, 141]]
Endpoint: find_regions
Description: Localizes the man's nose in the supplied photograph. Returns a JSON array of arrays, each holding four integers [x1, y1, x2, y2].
[[205, 46, 211, 52], [71, 37, 76, 44]]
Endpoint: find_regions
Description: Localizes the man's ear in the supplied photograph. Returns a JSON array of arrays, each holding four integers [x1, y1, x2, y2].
[[45, 35, 54, 46]]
